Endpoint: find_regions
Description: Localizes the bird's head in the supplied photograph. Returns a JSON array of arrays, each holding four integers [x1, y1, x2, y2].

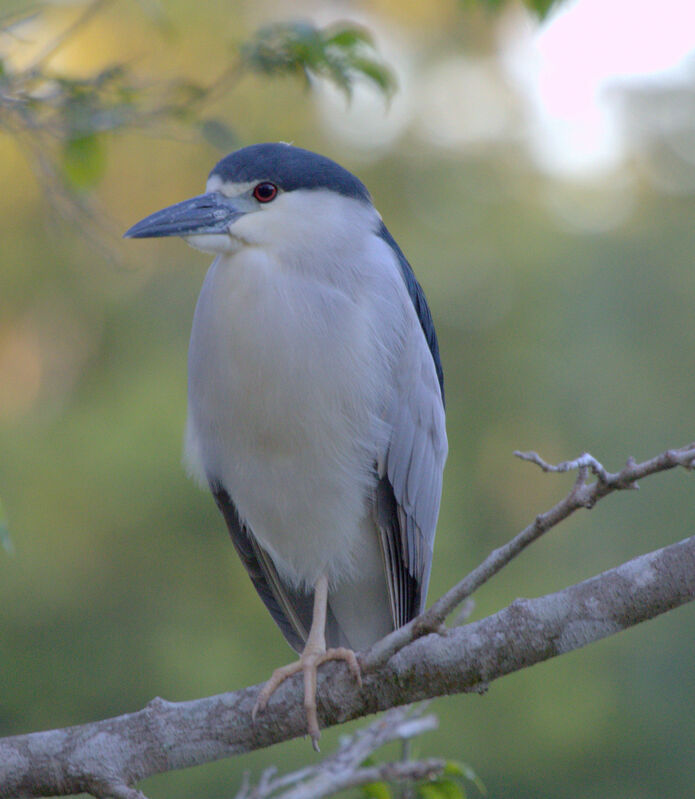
[[124, 142, 376, 258]]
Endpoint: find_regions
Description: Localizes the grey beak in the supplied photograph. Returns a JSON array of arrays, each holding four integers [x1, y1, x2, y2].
[[124, 192, 244, 239]]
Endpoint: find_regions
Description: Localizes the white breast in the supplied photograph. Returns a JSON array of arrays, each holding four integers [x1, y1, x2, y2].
[[184, 237, 409, 591]]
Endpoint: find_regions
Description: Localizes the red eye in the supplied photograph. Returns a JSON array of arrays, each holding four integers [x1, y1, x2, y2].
[[253, 182, 278, 203]]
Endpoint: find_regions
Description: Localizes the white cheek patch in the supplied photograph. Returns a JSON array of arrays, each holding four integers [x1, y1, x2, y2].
[[185, 233, 240, 255]]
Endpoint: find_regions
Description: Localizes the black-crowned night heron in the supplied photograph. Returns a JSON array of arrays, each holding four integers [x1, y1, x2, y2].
[[125, 143, 447, 747]]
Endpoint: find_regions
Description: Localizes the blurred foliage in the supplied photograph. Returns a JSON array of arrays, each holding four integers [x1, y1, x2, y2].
[[362, 781, 391, 799], [60, 131, 107, 189], [468, 0, 559, 18], [0, 5, 394, 198], [360, 758, 485, 799], [1, 1, 695, 799], [242, 22, 396, 99]]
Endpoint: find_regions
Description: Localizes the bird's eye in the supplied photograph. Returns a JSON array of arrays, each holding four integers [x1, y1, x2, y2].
[[253, 182, 278, 203]]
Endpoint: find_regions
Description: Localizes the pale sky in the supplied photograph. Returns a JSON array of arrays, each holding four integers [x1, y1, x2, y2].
[[317, 0, 695, 179], [504, 0, 695, 176]]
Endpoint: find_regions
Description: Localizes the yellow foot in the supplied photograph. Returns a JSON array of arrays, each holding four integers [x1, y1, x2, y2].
[[252, 646, 362, 750]]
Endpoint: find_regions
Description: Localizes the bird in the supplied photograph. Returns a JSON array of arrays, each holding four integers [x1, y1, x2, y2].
[[125, 142, 447, 747]]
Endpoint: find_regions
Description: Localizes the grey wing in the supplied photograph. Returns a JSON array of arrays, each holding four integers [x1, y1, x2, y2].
[[211, 483, 347, 653], [375, 328, 447, 628]]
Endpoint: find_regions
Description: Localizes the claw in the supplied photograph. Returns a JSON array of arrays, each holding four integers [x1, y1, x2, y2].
[[251, 574, 363, 746], [252, 646, 362, 747]]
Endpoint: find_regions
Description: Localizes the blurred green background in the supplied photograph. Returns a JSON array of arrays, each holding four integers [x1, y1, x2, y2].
[[1, 1, 695, 797]]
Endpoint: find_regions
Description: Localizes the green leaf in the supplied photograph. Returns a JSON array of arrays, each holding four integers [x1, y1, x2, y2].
[[241, 20, 395, 99], [419, 783, 460, 799], [199, 118, 237, 151], [325, 26, 374, 50], [349, 56, 397, 95], [61, 133, 107, 190], [524, 0, 559, 17], [444, 762, 486, 795], [419, 779, 465, 799], [362, 780, 393, 799], [463, 0, 560, 19]]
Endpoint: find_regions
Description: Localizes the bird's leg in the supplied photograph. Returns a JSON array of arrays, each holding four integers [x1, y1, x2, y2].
[[252, 573, 362, 749]]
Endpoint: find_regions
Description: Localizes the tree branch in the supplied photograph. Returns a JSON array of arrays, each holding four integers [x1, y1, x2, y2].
[[233, 705, 443, 799], [2, 533, 694, 798], [363, 442, 695, 668], [2, 443, 694, 798]]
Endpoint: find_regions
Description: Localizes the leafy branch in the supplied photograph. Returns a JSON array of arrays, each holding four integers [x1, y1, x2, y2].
[[242, 22, 396, 99], [0, 4, 395, 198]]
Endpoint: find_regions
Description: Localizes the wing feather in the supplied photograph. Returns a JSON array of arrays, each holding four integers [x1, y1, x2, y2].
[[374, 228, 448, 626], [211, 483, 346, 652], [378, 347, 446, 621]]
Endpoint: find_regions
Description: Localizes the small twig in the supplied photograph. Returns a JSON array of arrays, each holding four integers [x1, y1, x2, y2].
[[234, 705, 439, 799], [513, 450, 613, 482], [273, 760, 445, 799], [363, 442, 695, 670], [189, 61, 245, 111], [399, 735, 414, 799], [301, 759, 445, 799], [16, 134, 126, 263]]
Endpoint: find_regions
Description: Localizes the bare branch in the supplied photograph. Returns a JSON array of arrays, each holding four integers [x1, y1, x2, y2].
[[275, 759, 446, 799], [362, 442, 695, 669], [1, 529, 693, 798], [514, 444, 695, 482], [234, 705, 442, 799]]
